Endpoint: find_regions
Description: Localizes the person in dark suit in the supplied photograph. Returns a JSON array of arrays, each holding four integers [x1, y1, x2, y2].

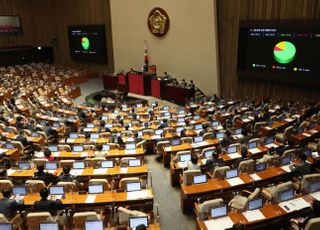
[[221, 130, 234, 147], [33, 164, 57, 185], [34, 188, 64, 216], [290, 151, 311, 177], [158, 119, 168, 129], [0, 189, 23, 219], [15, 131, 29, 147], [58, 166, 76, 182]]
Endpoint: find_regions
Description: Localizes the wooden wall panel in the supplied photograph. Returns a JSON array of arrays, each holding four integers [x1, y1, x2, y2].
[[217, 0, 320, 102], [52, 0, 114, 74]]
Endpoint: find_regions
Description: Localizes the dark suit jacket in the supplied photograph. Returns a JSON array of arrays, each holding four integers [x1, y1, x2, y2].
[[34, 199, 64, 216], [0, 198, 21, 218]]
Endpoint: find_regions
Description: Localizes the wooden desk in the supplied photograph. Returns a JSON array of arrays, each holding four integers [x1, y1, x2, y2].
[[106, 148, 145, 158], [0, 148, 20, 162], [181, 166, 291, 213], [105, 223, 160, 230], [291, 125, 320, 144]]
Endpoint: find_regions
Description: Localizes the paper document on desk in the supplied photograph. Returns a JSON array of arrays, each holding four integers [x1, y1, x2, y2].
[[51, 152, 60, 157], [191, 143, 200, 148], [94, 168, 107, 175], [243, 209, 265, 222], [177, 162, 188, 168], [34, 151, 44, 158], [7, 169, 15, 176], [204, 216, 234, 230], [310, 129, 318, 134], [120, 168, 128, 173], [243, 118, 251, 123], [85, 195, 96, 203], [265, 143, 279, 148], [201, 159, 208, 165], [226, 177, 244, 186], [281, 165, 292, 172], [0, 149, 6, 154], [249, 148, 261, 154], [80, 152, 88, 157], [279, 198, 310, 213], [126, 190, 150, 200], [234, 134, 244, 139], [227, 153, 242, 159], [265, 126, 272, 130], [83, 128, 92, 132], [125, 149, 136, 154], [70, 169, 84, 176], [311, 191, 320, 201], [152, 135, 161, 140], [164, 147, 172, 152], [214, 125, 224, 131], [250, 173, 261, 181], [66, 138, 75, 143]]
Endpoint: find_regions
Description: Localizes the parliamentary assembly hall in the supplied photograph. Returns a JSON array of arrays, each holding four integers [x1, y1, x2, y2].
[[0, 0, 319, 230]]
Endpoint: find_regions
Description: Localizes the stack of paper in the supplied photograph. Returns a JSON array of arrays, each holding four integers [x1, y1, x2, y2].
[[302, 133, 311, 137], [51, 152, 60, 157], [70, 169, 84, 176], [93, 168, 107, 175], [66, 138, 75, 143], [7, 169, 15, 176], [34, 152, 44, 158], [265, 143, 279, 148], [226, 177, 244, 186], [120, 168, 128, 173], [311, 191, 320, 201], [81, 152, 88, 157], [126, 190, 150, 200], [152, 135, 161, 140], [243, 209, 265, 222], [281, 165, 292, 172], [279, 198, 311, 213], [249, 148, 261, 154], [125, 149, 136, 154], [0, 149, 7, 154], [228, 153, 242, 159], [204, 217, 234, 230], [177, 162, 188, 168], [85, 195, 96, 203], [164, 147, 172, 152], [250, 174, 261, 181], [284, 118, 294, 122]]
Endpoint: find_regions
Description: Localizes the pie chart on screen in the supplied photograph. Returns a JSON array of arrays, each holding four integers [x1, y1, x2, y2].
[[81, 37, 90, 50], [273, 41, 296, 64]]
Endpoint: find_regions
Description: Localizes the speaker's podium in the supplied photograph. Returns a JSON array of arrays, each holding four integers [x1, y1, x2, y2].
[[128, 72, 154, 96]]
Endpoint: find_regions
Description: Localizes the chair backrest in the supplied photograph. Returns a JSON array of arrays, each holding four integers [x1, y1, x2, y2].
[[254, 122, 266, 133], [109, 143, 119, 150], [247, 188, 261, 201], [265, 155, 280, 167], [59, 160, 75, 168], [156, 141, 170, 153], [120, 157, 137, 167], [228, 143, 241, 149], [117, 207, 148, 225], [73, 212, 99, 229], [212, 166, 230, 180], [38, 131, 48, 142], [283, 126, 294, 139], [89, 179, 110, 191], [181, 137, 193, 144], [272, 181, 294, 203], [300, 173, 320, 194], [203, 132, 213, 140], [119, 177, 140, 189], [33, 158, 49, 168], [26, 212, 53, 230], [305, 217, 320, 230], [0, 213, 9, 223], [100, 132, 111, 138], [0, 180, 13, 191], [238, 159, 255, 174], [175, 151, 192, 162], [25, 180, 46, 194], [249, 138, 259, 144], [11, 141, 23, 151], [58, 144, 71, 152], [57, 181, 77, 193], [136, 140, 146, 151], [282, 149, 296, 158], [198, 198, 224, 220], [90, 157, 106, 168], [83, 145, 95, 151], [201, 147, 216, 158], [183, 170, 201, 186], [142, 129, 155, 136]]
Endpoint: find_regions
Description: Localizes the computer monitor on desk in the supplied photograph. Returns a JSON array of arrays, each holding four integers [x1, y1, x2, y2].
[[39, 222, 58, 230], [279, 189, 295, 202], [69, 133, 78, 139], [90, 133, 99, 139], [0, 224, 13, 230], [227, 146, 237, 154], [129, 216, 148, 229], [210, 205, 227, 219], [171, 139, 181, 146], [18, 162, 31, 170], [101, 160, 113, 168], [73, 145, 84, 152], [73, 161, 85, 169], [204, 150, 214, 158], [194, 136, 203, 143], [128, 159, 141, 167], [193, 174, 207, 184], [49, 186, 64, 196], [84, 220, 103, 230], [264, 136, 274, 145], [248, 198, 263, 210], [226, 169, 238, 179], [102, 144, 110, 151], [5, 143, 14, 149], [48, 145, 58, 152], [255, 162, 267, 172], [179, 154, 191, 162], [309, 181, 320, 193], [88, 184, 104, 194], [248, 142, 257, 149], [281, 156, 292, 165], [126, 182, 141, 192], [194, 124, 203, 130], [125, 143, 136, 150], [12, 186, 26, 196], [45, 162, 57, 170]]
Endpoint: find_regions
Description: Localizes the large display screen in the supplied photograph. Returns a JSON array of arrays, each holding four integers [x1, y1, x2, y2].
[[237, 20, 320, 87], [67, 25, 107, 63], [0, 15, 22, 35]]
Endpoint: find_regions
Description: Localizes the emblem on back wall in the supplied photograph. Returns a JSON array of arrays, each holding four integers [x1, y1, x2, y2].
[[147, 7, 170, 37]]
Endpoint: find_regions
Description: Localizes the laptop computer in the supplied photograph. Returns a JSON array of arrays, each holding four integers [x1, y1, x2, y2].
[[102, 144, 110, 151], [235, 129, 242, 135], [39, 222, 58, 230], [5, 143, 14, 149], [90, 133, 99, 139], [18, 162, 31, 170], [279, 189, 295, 202], [171, 139, 181, 146], [194, 136, 204, 143], [0, 223, 13, 230], [216, 132, 224, 139], [45, 162, 58, 170], [248, 198, 263, 210], [281, 156, 292, 166], [48, 145, 58, 152], [226, 169, 238, 179], [12, 186, 26, 196], [194, 124, 203, 130], [86, 123, 95, 128], [101, 160, 114, 168], [155, 129, 163, 135], [309, 181, 320, 193], [210, 204, 228, 219], [255, 162, 267, 172], [84, 220, 104, 230], [264, 136, 274, 145], [204, 150, 215, 158], [88, 184, 104, 194], [129, 216, 148, 229], [179, 154, 191, 162], [31, 132, 40, 137], [72, 161, 85, 169], [69, 133, 78, 139], [227, 146, 237, 154], [125, 143, 136, 150], [49, 186, 64, 196], [126, 182, 141, 192], [176, 127, 184, 133], [128, 159, 141, 167], [193, 174, 207, 185], [73, 145, 84, 152], [248, 142, 257, 149]]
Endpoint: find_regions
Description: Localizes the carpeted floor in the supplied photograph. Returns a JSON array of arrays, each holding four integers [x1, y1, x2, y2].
[[76, 77, 196, 230]]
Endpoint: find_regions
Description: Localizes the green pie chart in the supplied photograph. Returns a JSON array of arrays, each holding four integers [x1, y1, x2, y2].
[[81, 37, 90, 50], [273, 41, 296, 64]]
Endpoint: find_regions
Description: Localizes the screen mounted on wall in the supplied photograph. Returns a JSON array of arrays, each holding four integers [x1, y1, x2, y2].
[[237, 20, 320, 87], [67, 24, 107, 63], [0, 15, 22, 35]]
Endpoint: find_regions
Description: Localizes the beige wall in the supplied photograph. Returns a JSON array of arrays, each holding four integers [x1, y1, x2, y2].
[[110, 0, 219, 95]]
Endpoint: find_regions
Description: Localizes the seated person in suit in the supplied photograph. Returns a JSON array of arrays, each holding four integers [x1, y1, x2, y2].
[[158, 119, 168, 129], [188, 155, 200, 170], [0, 169, 8, 179], [94, 145, 106, 158], [221, 130, 234, 147], [58, 166, 76, 182], [16, 131, 29, 147], [290, 151, 311, 177], [34, 188, 64, 216], [0, 189, 23, 219], [33, 164, 57, 185], [290, 200, 320, 230]]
